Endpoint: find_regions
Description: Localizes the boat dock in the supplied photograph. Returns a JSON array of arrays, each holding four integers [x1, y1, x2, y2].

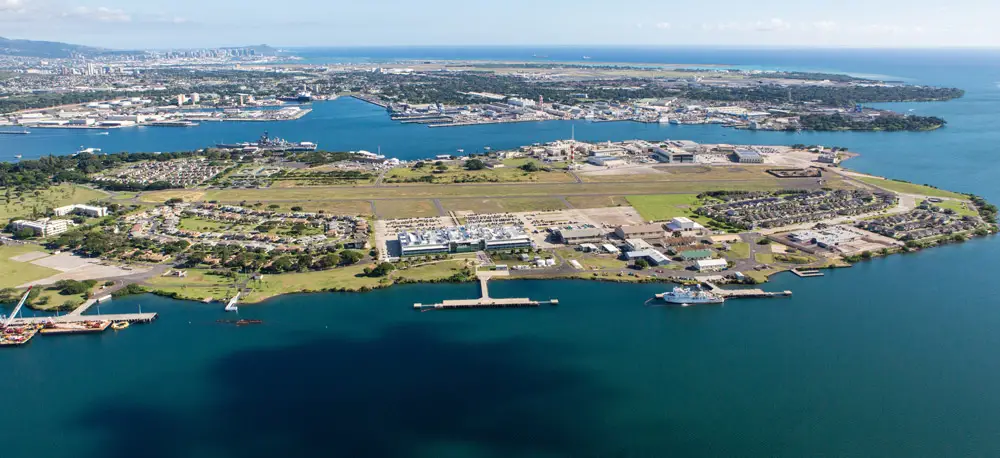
[[703, 282, 792, 299], [791, 268, 825, 278], [414, 271, 559, 310]]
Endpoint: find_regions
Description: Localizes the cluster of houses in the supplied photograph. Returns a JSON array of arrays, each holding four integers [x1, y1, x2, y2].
[[856, 209, 983, 241], [696, 190, 897, 230], [125, 204, 369, 251], [93, 158, 228, 187]]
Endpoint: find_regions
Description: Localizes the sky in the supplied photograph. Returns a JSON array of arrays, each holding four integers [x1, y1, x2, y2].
[[0, 0, 998, 49]]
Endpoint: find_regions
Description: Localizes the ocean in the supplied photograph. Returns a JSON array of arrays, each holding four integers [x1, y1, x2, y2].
[[2, 47, 1000, 457]]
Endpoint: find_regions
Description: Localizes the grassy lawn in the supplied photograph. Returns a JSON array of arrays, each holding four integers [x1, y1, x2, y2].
[[146, 262, 472, 304], [144, 269, 238, 302], [626, 194, 710, 223], [724, 242, 751, 259], [555, 248, 627, 270], [375, 200, 441, 218], [0, 245, 60, 289], [384, 163, 574, 184], [393, 260, 471, 282], [30, 288, 85, 311], [565, 195, 630, 208], [0, 184, 108, 221], [856, 176, 967, 199], [934, 199, 978, 217], [440, 197, 567, 213], [754, 253, 775, 264], [178, 217, 235, 232]]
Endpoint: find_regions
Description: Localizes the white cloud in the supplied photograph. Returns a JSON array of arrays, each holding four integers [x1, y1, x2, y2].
[[64, 6, 131, 23], [754, 18, 791, 31], [654, 22, 671, 30], [810, 21, 838, 32], [0, 0, 25, 13]]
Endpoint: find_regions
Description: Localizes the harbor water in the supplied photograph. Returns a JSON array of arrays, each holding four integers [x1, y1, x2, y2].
[[2, 48, 1000, 457]]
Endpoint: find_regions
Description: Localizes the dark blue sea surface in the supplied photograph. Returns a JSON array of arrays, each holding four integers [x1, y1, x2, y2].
[[2, 48, 1000, 457]]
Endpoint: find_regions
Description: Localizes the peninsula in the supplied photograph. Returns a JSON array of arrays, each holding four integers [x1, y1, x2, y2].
[[0, 137, 994, 312]]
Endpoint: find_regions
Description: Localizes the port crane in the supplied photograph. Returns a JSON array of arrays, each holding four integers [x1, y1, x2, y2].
[[1, 286, 32, 328]]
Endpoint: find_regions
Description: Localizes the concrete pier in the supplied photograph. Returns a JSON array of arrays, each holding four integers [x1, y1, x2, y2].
[[10, 313, 157, 325], [703, 282, 792, 299], [791, 268, 825, 278], [414, 271, 559, 310]]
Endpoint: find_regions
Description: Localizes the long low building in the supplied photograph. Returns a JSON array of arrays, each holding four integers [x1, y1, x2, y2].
[[399, 225, 532, 256], [555, 228, 606, 244], [696, 258, 729, 272], [626, 249, 671, 266]]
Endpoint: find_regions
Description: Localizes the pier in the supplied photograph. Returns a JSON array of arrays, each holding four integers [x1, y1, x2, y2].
[[414, 271, 559, 310], [703, 282, 793, 299], [10, 313, 158, 325], [791, 268, 825, 278]]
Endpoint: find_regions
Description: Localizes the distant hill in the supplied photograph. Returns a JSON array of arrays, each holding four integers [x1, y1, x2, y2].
[[0, 36, 108, 58]]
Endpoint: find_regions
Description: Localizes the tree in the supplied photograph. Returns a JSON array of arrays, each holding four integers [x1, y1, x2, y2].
[[12, 228, 36, 240], [519, 161, 540, 172], [165, 197, 184, 205], [340, 250, 364, 265], [365, 262, 396, 277], [464, 159, 486, 170], [633, 258, 650, 270], [290, 206, 303, 212], [268, 204, 280, 210]]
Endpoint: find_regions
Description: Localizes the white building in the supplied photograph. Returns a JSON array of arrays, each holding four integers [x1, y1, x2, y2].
[[695, 258, 729, 272], [54, 204, 108, 218], [666, 217, 705, 233], [12, 218, 69, 237], [507, 97, 536, 107]]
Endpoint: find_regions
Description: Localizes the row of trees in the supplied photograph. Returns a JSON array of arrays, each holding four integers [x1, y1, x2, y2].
[[799, 114, 946, 132]]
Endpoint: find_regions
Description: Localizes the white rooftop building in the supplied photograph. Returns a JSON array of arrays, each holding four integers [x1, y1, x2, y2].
[[666, 217, 705, 233]]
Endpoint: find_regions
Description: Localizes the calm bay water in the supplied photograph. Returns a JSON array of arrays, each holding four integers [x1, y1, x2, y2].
[[2, 48, 1000, 457]]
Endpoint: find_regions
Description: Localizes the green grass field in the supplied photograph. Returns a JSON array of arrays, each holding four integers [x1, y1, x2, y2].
[[555, 248, 626, 270], [565, 195, 630, 208], [146, 261, 472, 303], [724, 242, 751, 259], [856, 177, 967, 199], [0, 184, 108, 221], [934, 199, 978, 217], [0, 245, 60, 289], [626, 194, 711, 223], [441, 197, 568, 213], [375, 200, 441, 218], [384, 161, 575, 184]]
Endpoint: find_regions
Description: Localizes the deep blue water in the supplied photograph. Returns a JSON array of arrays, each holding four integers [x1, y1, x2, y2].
[[2, 48, 1000, 457]]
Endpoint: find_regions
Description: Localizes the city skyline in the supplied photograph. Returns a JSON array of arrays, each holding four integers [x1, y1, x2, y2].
[[0, 0, 998, 49]]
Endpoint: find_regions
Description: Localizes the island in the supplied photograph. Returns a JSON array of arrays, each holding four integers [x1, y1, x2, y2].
[[0, 137, 994, 321]]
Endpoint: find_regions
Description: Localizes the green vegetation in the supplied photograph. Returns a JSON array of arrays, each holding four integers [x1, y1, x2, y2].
[[855, 176, 967, 199], [0, 245, 59, 289], [933, 200, 978, 217], [440, 197, 567, 214], [374, 200, 441, 218], [0, 184, 107, 222], [799, 114, 946, 132], [725, 242, 751, 259], [625, 194, 704, 222]]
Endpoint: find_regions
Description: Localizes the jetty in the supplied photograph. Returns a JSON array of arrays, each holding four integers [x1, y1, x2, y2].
[[791, 268, 825, 278], [10, 313, 158, 325], [414, 271, 559, 310], [703, 282, 792, 299]]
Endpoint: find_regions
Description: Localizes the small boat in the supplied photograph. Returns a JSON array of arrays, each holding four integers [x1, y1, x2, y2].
[[111, 321, 130, 331], [225, 292, 240, 312], [235, 319, 263, 326], [97, 131, 109, 135], [14, 154, 22, 159]]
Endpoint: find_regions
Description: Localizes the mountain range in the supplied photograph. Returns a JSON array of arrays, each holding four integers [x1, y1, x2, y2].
[[0, 37, 107, 58]]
